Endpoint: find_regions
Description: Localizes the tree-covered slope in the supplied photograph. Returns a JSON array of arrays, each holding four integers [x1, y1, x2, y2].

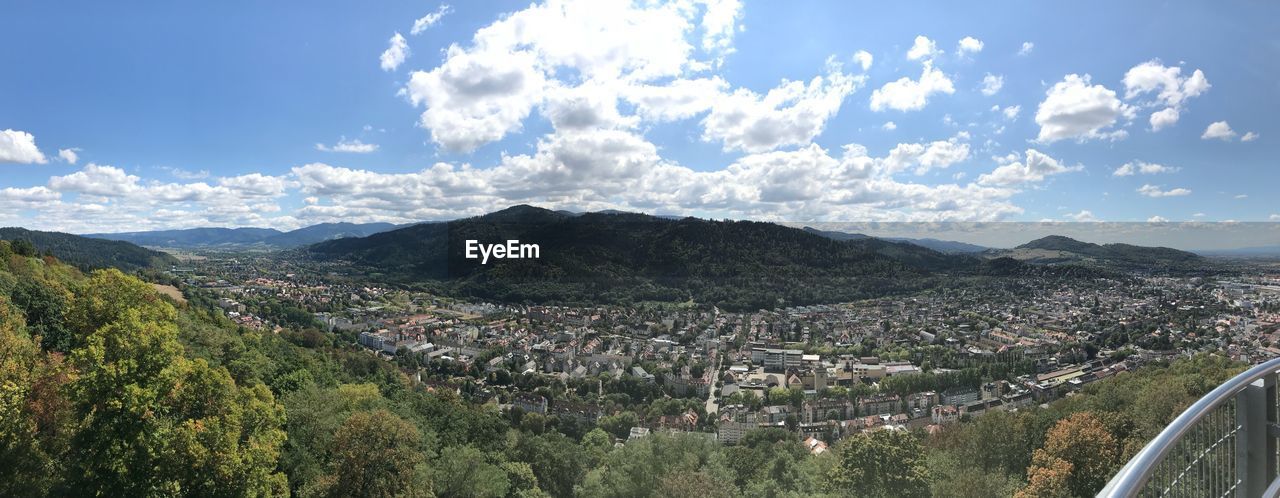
[[309, 206, 969, 309], [0, 227, 176, 271]]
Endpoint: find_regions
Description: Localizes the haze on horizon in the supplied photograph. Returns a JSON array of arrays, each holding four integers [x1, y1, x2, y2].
[[2, 0, 1278, 233]]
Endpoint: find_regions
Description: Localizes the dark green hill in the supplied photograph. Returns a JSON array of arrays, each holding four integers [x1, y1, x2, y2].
[[0, 227, 176, 271], [309, 206, 965, 310]]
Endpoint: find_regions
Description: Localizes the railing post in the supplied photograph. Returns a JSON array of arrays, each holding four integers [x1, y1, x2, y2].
[[1236, 374, 1277, 498]]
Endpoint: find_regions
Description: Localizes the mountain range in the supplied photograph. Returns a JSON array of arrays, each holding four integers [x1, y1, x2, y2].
[[84, 222, 401, 249]]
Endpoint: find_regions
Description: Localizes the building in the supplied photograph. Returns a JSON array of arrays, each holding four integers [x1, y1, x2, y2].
[[752, 347, 804, 372]]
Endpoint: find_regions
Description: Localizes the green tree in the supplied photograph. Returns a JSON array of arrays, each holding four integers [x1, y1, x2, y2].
[[433, 445, 510, 498], [312, 409, 426, 498], [825, 430, 930, 498]]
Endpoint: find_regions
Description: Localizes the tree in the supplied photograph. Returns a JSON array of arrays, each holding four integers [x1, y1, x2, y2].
[[432, 445, 510, 498], [314, 409, 425, 498], [66, 269, 177, 350], [510, 431, 585, 498], [1016, 454, 1073, 498], [826, 429, 930, 498], [0, 296, 72, 496], [1019, 412, 1118, 497]]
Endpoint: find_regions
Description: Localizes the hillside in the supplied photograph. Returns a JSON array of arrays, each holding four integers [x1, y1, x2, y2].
[[0, 227, 175, 271], [310, 206, 969, 310], [803, 227, 988, 254], [986, 235, 1205, 271], [86, 222, 400, 249]]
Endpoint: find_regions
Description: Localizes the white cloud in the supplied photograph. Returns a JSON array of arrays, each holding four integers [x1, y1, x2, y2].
[[1017, 42, 1034, 56], [49, 163, 140, 196], [1147, 215, 1168, 223], [906, 35, 940, 61], [880, 135, 971, 176], [981, 73, 1003, 96], [1148, 107, 1180, 131], [1201, 121, 1236, 140], [1271, 214, 1280, 221], [403, 48, 547, 152], [870, 61, 954, 112], [58, 148, 80, 164], [702, 65, 860, 152], [1241, 131, 1259, 142], [1001, 105, 1021, 120], [1034, 74, 1134, 142], [1067, 210, 1098, 222], [315, 138, 380, 153], [0, 129, 48, 164], [380, 32, 410, 71], [853, 50, 873, 71], [881, 121, 897, 131], [977, 149, 1082, 186], [1112, 160, 1176, 176], [399, 0, 743, 152], [1123, 60, 1209, 131], [411, 4, 453, 35], [1137, 184, 1191, 197], [956, 36, 984, 56]]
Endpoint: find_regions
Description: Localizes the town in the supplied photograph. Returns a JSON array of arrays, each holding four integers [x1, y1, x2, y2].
[[168, 249, 1280, 452]]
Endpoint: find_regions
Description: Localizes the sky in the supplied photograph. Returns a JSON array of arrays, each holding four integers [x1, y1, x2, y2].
[[2, 0, 1280, 234]]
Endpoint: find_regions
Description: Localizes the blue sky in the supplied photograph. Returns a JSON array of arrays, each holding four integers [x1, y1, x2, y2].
[[1, 0, 1278, 233]]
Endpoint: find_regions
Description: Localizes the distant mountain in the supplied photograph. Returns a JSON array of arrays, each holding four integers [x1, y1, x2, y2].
[[883, 237, 988, 254], [310, 205, 975, 310], [0, 227, 176, 271], [1192, 245, 1280, 258], [802, 227, 987, 254], [85, 222, 400, 249], [986, 235, 1204, 270], [261, 222, 399, 247]]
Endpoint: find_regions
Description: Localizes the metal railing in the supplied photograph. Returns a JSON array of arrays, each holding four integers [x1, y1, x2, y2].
[[1099, 357, 1280, 497]]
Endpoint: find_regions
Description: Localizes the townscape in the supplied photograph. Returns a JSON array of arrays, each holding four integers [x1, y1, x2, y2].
[[177, 248, 1280, 452]]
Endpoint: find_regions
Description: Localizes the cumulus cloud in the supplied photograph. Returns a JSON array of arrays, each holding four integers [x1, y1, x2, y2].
[[1034, 74, 1134, 142], [702, 64, 860, 152], [881, 121, 897, 131], [316, 138, 379, 153], [411, 4, 452, 35], [981, 73, 1003, 96], [1201, 121, 1235, 140], [1137, 184, 1191, 197], [870, 61, 954, 112], [977, 149, 1082, 186], [1123, 60, 1209, 131], [1112, 160, 1176, 176], [1147, 215, 1168, 223], [48, 163, 140, 196], [58, 148, 79, 164], [0, 129, 48, 164], [380, 32, 410, 71], [1001, 105, 1021, 120], [399, 0, 751, 152], [907, 35, 940, 61], [956, 36, 983, 56], [1067, 210, 1098, 222], [853, 50, 873, 71], [1241, 131, 1259, 142], [1017, 42, 1034, 56]]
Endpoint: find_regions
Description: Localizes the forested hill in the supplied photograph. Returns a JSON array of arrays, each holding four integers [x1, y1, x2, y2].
[[0, 227, 175, 271], [986, 235, 1206, 271], [310, 206, 984, 310]]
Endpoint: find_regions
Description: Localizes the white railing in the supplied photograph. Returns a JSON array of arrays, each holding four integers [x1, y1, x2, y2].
[[1099, 357, 1280, 497]]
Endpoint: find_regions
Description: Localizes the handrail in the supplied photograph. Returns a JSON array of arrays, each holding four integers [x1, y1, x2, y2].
[[1098, 357, 1280, 497]]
